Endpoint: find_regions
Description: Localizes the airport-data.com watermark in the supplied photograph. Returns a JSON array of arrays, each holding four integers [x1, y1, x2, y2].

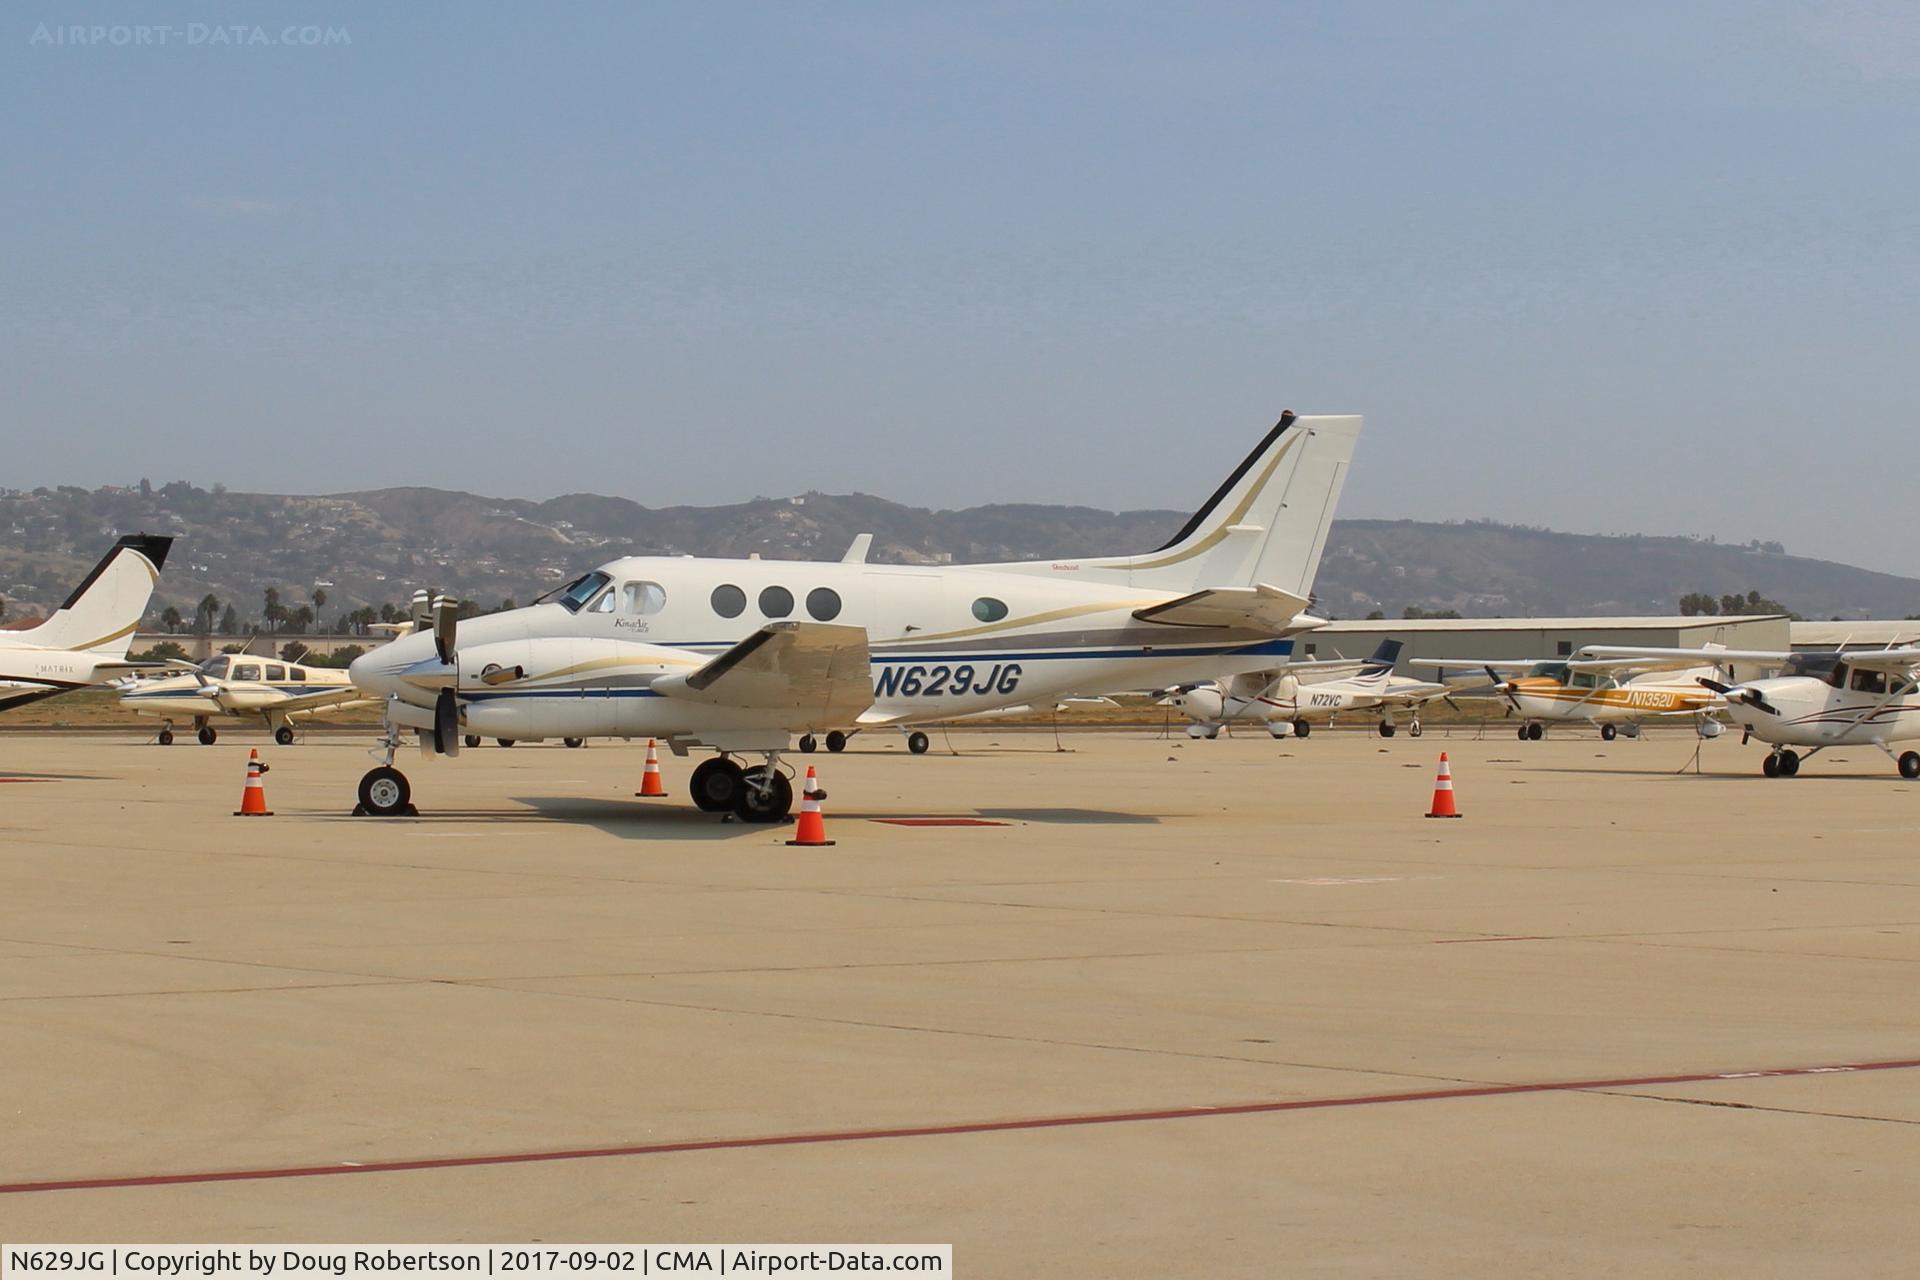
[[29, 21, 350, 48]]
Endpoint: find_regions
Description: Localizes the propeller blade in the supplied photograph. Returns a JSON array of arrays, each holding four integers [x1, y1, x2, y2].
[[1697, 677, 1732, 694], [432, 594, 458, 666], [433, 686, 459, 755], [409, 589, 432, 634], [1486, 665, 1522, 712]]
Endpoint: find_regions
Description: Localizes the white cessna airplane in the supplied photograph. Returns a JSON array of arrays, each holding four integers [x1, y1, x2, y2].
[[1584, 644, 1920, 778], [348, 410, 1363, 819], [1167, 640, 1453, 739], [0, 535, 177, 712]]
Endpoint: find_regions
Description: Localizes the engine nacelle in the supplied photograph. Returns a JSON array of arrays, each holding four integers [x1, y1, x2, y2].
[[1174, 686, 1225, 722]]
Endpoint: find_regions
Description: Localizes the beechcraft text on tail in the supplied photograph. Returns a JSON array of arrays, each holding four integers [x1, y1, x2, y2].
[[0, 535, 177, 712], [346, 410, 1363, 820]]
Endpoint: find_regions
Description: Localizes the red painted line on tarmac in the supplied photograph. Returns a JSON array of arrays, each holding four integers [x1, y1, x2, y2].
[[870, 818, 1011, 827], [1435, 936, 1551, 944], [5, 1056, 1919, 1197], [0, 778, 55, 783]]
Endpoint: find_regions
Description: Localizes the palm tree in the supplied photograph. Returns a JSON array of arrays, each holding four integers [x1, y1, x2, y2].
[[160, 605, 184, 633], [197, 593, 221, 634]]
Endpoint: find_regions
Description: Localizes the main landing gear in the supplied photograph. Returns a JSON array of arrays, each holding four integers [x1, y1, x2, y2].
[[1292, 719, 1311, 739], [274, 725, 296, 746], [801, 730, 851, 753], [688, 753, 795, 822], [1517, 722, 1544, 741], [197, 720, 218, 745], [1762, 749, 1801, 778], [907, 730, 931, 755], [1376, 720, 1396, 738], [1600, 723, 1617, 742]]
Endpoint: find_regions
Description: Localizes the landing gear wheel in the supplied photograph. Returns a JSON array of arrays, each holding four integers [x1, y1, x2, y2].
[[1292, 719, 1311, 739], [1204, 727, 1221, 740], [496, 739, 515, 748], [274, 725, 295, 746], [798, 734, 818, 753], [357, 766, 412, 817], [826, 730, 848, 753], [1526, 723, 1545, 741], [1779, 750, 1801, 777], [689, 757, 745, 813], [1518, 725, 1530, 741], [1900, 752, 1920, 780], [1600, 723, 1617, 742], [157, 729, 174, 746], [464, 734, 481, 749], [1377, 722, 1396, 738], [907, 730, 931, 755], [1763, 753, 1780, 778], [197, 726, 217, 745], [732, 767, 794, 823], [1409, 718, 1424, 738], [563, 737, 585, 749]]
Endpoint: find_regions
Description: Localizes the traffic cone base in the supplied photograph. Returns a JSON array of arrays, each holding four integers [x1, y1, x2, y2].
[[234, 749, 274, 817], [787, 765, 835, 846], [636, 738, 669, 797], [1425, 751, 1461, 819]]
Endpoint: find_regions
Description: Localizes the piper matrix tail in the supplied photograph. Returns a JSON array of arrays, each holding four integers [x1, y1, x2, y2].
[[348, 409, 1363, 821], [0, 534, 176, 713]]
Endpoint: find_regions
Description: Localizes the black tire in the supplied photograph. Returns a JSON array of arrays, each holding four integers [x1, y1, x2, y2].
[[464, 734, 481, 749], [157, 729, 174, 746], [1518, 725, 1529, 741], [357, 766, 411, 816], [274, 725, 295, 746], [198, 726, 217, 745], [1526, 723, 1545, 741], [563, 737, 585, 749], [1292, 719, 1311, 739], [496, 739, 515, 748], [1763, 754, 1780, 778], [1204, 727, 1220, 740], [1900, 752, 1920, 780], [732, 766, 794, 822], [826, 730, 848, 753], [1600, 723, 1617, 742], [798, 734, 818, 753], [907, 730, 931, 755], [1377, 722, 1396, 738], [689, 757, 744, 813], [1779, 750, 1801, 777]]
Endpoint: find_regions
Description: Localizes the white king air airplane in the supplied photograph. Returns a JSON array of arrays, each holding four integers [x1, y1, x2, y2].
[[348, 410, 1362, 819], [0, 535, 177, 712]]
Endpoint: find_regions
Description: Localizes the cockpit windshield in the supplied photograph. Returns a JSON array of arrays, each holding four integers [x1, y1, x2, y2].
[[200, 655, 231, 677], [545, 571, 612, 614], [1529, 662, 1571, 681], [1783, 653, 1841, 685]]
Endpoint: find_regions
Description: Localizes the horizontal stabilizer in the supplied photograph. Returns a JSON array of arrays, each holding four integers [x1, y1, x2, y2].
[[1133, 583, 1310, 634], [654, 622, 874, 725]]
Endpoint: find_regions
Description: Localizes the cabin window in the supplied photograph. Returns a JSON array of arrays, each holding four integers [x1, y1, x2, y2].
[[711, 584, 746, 618], [1850, 667, 1888, 694], [265, 664, 287, 681], [231, 663, 262, 681], [972, 597, 1009, 623], [290, 667, 308, 681], [554, 571, 612, 614], [759, 586, 795, 618], [806, 588, 842, 621], [623, 582, 667, 615], [202, 656, 231, 677]]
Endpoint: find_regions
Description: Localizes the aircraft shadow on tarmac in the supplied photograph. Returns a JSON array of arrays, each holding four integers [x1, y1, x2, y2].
[[323, 798, 1166, 835]]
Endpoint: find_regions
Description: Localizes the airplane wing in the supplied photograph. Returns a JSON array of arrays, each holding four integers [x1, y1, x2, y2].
[[1132, 583, 1310, 633], [652, 622, 874, 725], [1832, 647, 1920, 673], [275, 687, 376, 716], [1407, 658, 1539, 673], [92, 658, 197, 675], [1577, 645, 1790, 666], [1565, 655, 1730, 677], [1376, 682, 1452, 705]]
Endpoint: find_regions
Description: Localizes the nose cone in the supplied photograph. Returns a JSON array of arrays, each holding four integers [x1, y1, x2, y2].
[[350, 631, 427, 698]]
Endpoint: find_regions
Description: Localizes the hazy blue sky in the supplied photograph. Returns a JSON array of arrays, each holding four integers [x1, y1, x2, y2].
[[4, 2, 1917, 571]]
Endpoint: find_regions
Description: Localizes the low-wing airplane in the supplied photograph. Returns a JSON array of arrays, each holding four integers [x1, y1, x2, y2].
[[1582, 644, 1920, 778], [0, 534, 177, 712], [347, 409, 1363, 820], [117, 652, 367, 744], [1413, 649, 1727, 741], [1166, 640, 1453, 739]]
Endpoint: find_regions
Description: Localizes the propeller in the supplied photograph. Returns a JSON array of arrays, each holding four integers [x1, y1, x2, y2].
[[1698, 676, 1778, 717], [1486, 665, 1523, 714], [432, 594, 458, 666]]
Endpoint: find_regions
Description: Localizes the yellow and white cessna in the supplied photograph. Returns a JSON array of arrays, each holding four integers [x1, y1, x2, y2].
[[0, 535, 177, 712], [1585, 645, 1920, 778], [1413, 648, 1727, 741], [118, 652, 366, 744], [1167, 640, 1454, 739], [348, 410, 1363, 819]]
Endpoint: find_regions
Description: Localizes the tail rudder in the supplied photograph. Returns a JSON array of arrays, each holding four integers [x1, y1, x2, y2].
[[19, 535, 173, 657], [992, 411, 1361, 594], [1361, 638, 1403, 674]]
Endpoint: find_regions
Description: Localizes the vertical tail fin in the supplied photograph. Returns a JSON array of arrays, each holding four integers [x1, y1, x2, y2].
[[1361, 638, 1403, 674], [990, 412, 1362, 595], [16, 535, 173, 657]]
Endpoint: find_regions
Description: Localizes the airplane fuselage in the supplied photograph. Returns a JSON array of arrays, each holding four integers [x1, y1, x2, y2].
[[354, 557, 1302, 751], [1721, 677, 1920, 748], [1506, 676, 1718, 725]]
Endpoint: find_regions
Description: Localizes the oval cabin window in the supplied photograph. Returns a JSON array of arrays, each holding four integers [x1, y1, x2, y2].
[[759, 586, 795, 618], [972, 597, 1009, 623], [711, 584, 746, 618], [806, 587, 842, 621]]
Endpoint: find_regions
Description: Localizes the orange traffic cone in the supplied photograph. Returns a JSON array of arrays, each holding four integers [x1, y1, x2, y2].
[[1425, 752, 1461, 819], [233, 748, 274, 817], [787, 765, 835, 847], [635, 739, 668, 797]]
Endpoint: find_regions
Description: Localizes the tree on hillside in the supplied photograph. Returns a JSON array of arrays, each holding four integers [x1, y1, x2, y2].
[[219, 604, 239, 634], [196, 593, 221, 634], [1720, 590, 1792, 617], [1403, 606, 1463, 620], [1679, 592, 1719, 616], [159, 605, 183, 633]]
